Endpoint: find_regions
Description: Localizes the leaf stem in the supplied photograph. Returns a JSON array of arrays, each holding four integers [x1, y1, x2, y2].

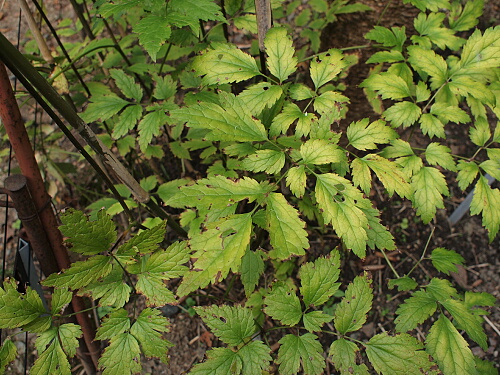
[[407, 226, 435, 277]]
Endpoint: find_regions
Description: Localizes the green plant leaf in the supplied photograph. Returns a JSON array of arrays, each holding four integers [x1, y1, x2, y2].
[[289, 83, 315, 100], [426, 314, 477, 375], [99, 332, 142, 375], [190, 347, 242, 374], [351, 157, 372, 194], [426, 278, 459, 302], [313, 91, 349, 116], [329, 338, 369, 375], [365, 25, 406, 50], [235, 340, 272, 374], [412, 12, 462, 50], [360, 72, 411, 100], [299, 251, 340, 307], [31, 338, 71, 375], [310, 48, 345, 89], [277, 333, 325, 375], [430, 103, 471, 125], [266, 193, 309, 259], [59, 209, 116, 255], [117, 221, 167, 256], [388, 276, 418, 292], [395, 290, 437, 332], [334, 275, 373, 334], [449, 0, 483, 32], [410, 166, 449, 224], [135, 273, 176, 306], [240, 249, 265, 297], [113, 104, 143, 138], [130, 308, 172, 362], [457, 161, 479, 190], [269, 102, 303, 136], [43, 255, 112, 289], [286, 165, 307, 198], [132, 15, 171, 61], [362, 206, 396, 251], [362, 154, 412, 198], [170, 0, 225, 22], [171, 92, 268, 142], [365, 333, 436, 375], [56, 324, 82, 358], [138, 107, 168, 152], [0, 339, 16, 375], [0, 281, 47, 330], [425, 143, 456, 171], [347, 119, 397, 151], [454, 26, 500, 76], [441, 299, 488, 350], [302, 310, 332, 332], [195, 305, 256, 346], [430, 248, 465, 275], [79, 267, 131, 307], [241, 149, 285, 174], [299, 139, 344, 165], [265, 27, 297, 82], [470, 176, 500, 240], [50, 287, 72, 314], [315, 174, 369, 257], [366, 50, 405, 64], [81, 94, 130, 122], [264, 283, 302, 326], [178, 213, 253, 296], [384, 101, 421, 128], [110, 69, 143, 102], [152, 74, 177, 100], [166, 176, 272, 209], [237, 82, 283, 115], [96, 309, 130, 340], [192, 42, 260, 85]]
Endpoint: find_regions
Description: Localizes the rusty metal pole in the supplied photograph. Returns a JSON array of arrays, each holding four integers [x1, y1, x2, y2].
[[0, 61, 100, 372]]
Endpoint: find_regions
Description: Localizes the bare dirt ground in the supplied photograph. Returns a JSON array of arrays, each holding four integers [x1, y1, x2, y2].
[[1, 0, 499, 373]]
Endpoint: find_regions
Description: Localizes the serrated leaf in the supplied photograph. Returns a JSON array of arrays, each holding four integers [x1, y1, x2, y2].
[[240, 249, 264, 297], [178, 214, 253, 296], [31, 339, 71, 375], [388, 276, 418, 291], [190, 347, 242, 374], [315, 174, 369, 257], [329, 338, 369, 375], [59, 209, 116, 255], [170, 0, 225, 22], [237, 83, 283, 115], [384, 101, 421, 128], [411, 166, 449, 223], [470, 175, 500, 240], [235, 340, 272, 374], [431, 103, 471, 124], [152, 74, 176, 100], [313, 91, 349, 116], [310, 48, 345, 89], [457, 161, 479, 190], [43, 255, 112, 289], [196, 305, 256, 346], [441, 299, 488, 350], [431, 248, 465, 275], [413, 12, 462, 50], [395, 290, 437, 332], [366, 50, 405, 64], [449, 0, 483, 32], [266, 193, 309, 259], [269, 102, 302, 136], [480, 159, 500, 181], [241, 149, 285, 174], [455, 26, 500, 76], [425, 143, 456, 171], [277, 333, 325, 375], [426, 278, 459, 302], [347, 119, 397, 151], [166, 176, 272, 209], [96, 309, 130, 340], [110, 69, 142, 101], [362, 154, 412, 198], [365, 26, 406, 50], [334, 275, 372, 334], [113, 104, 142, 138], [130, 308, 172, 362], [138, 108, 167, 152], [0, 281, 47, 330], [264, 283, 302, 326], [299, 139, 344, 165], [79, 267, 131, 307], [81, 94, 130, 122], [289, 83, 315, 100], [171, 92, 267, 142], [192, 42, 260, 85], [132, 15, 171, 61], [360, 72, 411, 100], [299, 251, 340, 307], [0, 339, 17, 375], [362, 206, 396, 251], [365, 333, 436, 375], [51, 288, 72, 314], [426, 314, 477, 375], [265, 27, 297, 82], [470, 117, 491, 147], [136, 273, 176, 306], [419, 113, 446, 138], [351, 158, 371, 194], [99, 332, 142, 375], [286, 165, 307, 198], [302, 310, 332, 332], [57, 323, 82, 358]]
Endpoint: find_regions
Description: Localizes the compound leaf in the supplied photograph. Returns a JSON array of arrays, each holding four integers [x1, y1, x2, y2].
[[99, 332, 142, 375], [302, 310, 332, 332], [426, 314, 477, 375], [277, 333, 325, 375], [329, 338, 369, 375], [395, 290, 437, 332], [236, 341, 272, 374], [190, 347, 242, 374], [50, 287, 72, 314], [95, 309, 130, 341], [425, 143, 456, 171], [470, 175, 500, 241], [347, 119, 397, 151], [351, 158, 372, 194], [130, 308, 172, 362], [264, 283, 302, 326], [334, 275, 373, 334], [113, 104, 143, 138], [265, 27, 297, 82], [195, 305, 256, 346], [59, 209, 116, 255], [430, 248, 465, 275], [411, 166, 449, 224], [299, 251, 341, 307], [266, 193, 309, 259], [457, 161, 479, 190], [365, 333, 437, 375], [31, 339, 71, 375]]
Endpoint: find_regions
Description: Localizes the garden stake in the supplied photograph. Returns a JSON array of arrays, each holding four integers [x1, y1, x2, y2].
[[0, 61, 100, 371]]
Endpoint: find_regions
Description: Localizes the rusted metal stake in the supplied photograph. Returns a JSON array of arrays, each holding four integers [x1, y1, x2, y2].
[[0, 61, 100, 372]]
